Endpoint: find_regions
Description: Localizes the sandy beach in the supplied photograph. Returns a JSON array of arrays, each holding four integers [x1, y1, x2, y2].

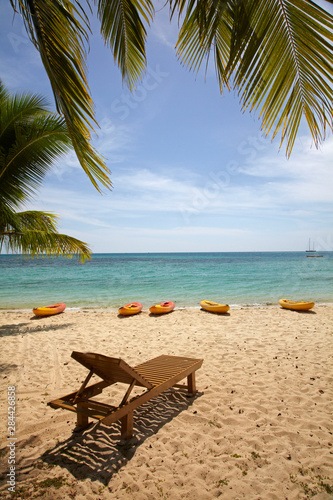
[[0, 305, 332, 499]]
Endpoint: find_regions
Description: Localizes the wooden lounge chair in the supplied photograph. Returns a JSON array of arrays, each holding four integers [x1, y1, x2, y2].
[[48, 352, 203, 440]]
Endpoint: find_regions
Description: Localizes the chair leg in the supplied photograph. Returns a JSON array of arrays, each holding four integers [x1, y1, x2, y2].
[[121, 411, 134, 440], [187, 372, 196, 395], [76, 402, 89, 428]]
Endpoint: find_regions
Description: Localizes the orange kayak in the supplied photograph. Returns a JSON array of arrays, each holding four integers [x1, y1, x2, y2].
[[118, 302, 143, 316], [33, 303, 66, 317], [149, 301, 175, 314]]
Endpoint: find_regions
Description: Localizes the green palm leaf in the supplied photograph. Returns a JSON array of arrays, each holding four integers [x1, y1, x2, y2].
[[9, 0, 153, 189], [0, 211, 91, 263], [96, 0, 154, 90], [173, 0, 333, 155], [0, 90, 72, 209], [0, 82, 91, 262], [233, 0, 333, 155], [10, 0, 111, 191], [8, 0, 333, 162], [173, 0, 231, 87]]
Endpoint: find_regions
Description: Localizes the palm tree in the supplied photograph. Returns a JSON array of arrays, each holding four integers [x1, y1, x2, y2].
[[0, 81, 92, 262], [9, 0, 333, 189]]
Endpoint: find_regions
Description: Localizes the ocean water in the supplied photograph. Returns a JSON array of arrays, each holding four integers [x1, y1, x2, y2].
[[0, 252, 333, 310]]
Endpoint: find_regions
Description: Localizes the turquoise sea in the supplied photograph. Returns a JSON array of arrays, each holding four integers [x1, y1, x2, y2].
[[0, 252, 333, 310]]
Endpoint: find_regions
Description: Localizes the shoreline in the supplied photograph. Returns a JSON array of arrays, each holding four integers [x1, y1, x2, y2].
[[1, 300, 333, 314], [1, 306, 332, 498]]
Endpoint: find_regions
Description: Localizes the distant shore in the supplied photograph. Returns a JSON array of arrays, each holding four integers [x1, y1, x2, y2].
[[1, 305, 332, 499]]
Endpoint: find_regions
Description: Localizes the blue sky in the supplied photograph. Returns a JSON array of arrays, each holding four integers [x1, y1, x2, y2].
[[1, 1, 333, 253]]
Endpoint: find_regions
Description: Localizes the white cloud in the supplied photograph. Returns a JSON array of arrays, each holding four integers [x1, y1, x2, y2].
[[27, 130, 333, 234], [94, 118, 132, 155], [234, 136, 333, 207], [239, 135, 333, 178], [150, 2, 179, 49]]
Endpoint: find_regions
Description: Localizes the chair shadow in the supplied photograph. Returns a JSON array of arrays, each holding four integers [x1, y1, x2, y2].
[[40, 388, 203, 485]]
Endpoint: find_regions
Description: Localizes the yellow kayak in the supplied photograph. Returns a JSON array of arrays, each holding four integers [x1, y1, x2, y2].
[[279, 299, 315, 311], [200, 300, 230, 314]]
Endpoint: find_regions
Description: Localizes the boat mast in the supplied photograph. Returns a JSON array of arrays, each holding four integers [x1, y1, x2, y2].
[[306, 238, 316, 252]]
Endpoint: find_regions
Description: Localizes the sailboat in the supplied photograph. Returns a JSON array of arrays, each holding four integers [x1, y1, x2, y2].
[[306, 238, 316, 252], [306, 238, 323, 257]]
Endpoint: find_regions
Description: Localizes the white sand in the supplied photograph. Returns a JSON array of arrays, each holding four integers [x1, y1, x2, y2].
[[0, 305, 332, 499]]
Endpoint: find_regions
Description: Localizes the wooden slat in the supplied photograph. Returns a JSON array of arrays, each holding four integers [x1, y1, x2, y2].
[[134, 356, 203, 387]]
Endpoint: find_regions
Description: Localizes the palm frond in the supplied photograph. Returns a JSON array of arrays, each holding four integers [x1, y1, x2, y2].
[[174, 0, 231, 88], [0, 83, 92, 263], [233, 0, 333, 155], [1, 210, 59, 233], [0, 80, 9, 102], [0, 87, 72, 208], [0, 210, 91, 263], [0, 84, 48, 141], [11, 0, 111, 191], [172, 0, 333, 155], [96, 0, 154, 90]]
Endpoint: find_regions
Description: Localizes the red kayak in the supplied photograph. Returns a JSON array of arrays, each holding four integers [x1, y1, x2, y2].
[[118, 302, 143, 316], [149, 301, 175, 314]]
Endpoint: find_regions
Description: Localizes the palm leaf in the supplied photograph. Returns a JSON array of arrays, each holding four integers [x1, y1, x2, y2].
[[96, 0, 154, 90], [0, 83, 92, 262], [174, 0, 231, 88], [10, 0, 111, 191], [0, 81, 9, 103], [0, 88, 48, 142], [173, 0, 333, 155], [233, 0, 333, 155], [0, 87, 72, 209], [0, 210, 91, 263]]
